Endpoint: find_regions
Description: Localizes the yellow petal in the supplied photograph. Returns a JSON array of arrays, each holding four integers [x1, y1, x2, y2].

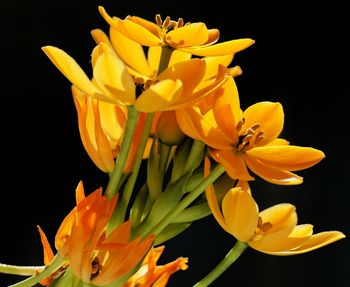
[[93, 43, 136, 105], [206, 29, 220, 45], [90, 28, 113, 48], [258, 203, 297, 235], [166, 23, 208, 48], [246, 145, 325, 171], [110, 27, 155, 77], [120, 18, 163, 46], [42, 46, 101, 97], [203, 54, 234, 81], [158, 59, 206, 97], [222, 188, 259, 242], [242, 102, 284, 145], [175, 109, 203, 141], [244, 154, 303, 185], [276, 231, 346, 255], [265, 138, 289, 146], [185, 108, 232, 149], [75, 180, 85, 204], [204, 157, 228, 233], [135, 79, 183, 112], [168, 50, 192, 66], [179, 38, 255, 56], [148, 46, 162, 72], [213, 77, 241, 142], [210, 149, 254, 181]]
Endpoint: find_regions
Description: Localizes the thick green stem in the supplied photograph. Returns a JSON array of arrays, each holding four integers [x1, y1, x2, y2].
[[194, 241, 247, 287], [142, 164, 225, 237], [110, 112, 155, 228], [105, 106, 139, 199], [8, 255, 65, 287], [157, 46, 173, 76], [0, 264, 44, 276]]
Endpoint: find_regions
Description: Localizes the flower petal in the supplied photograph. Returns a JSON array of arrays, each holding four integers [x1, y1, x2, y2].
[[175, 109, 203, 141], [242, 102, 284, 145], [246, 145, 325, 171], [90, 28, 113, 48], [179, 38, 255, 56], [274, 231, 346, 255], [37, 226, 55, 266], [244, 154, 303, 185], [222, 187, 259, 242], [135, 79, 183, 112], [203, 54, 234, 81], [42, 46, 101, 97], [110, 27, 155, 77], [93, 43, 136, 105], [166, 23, 209, 48], [204, 157, 229, 233], [210, 149, 254, 181]]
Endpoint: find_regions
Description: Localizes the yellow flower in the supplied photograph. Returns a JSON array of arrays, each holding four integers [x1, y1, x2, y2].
[[176, 77, 325, 184], [98, 6, 255, 56], [43, 42, 228, 112], [125, 246, 188, 287], [204, 159, 345, 255], [38, 181, 154, 286]]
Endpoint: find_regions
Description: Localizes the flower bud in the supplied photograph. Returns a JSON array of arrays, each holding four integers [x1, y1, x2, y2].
[[156, 111, 185, 145]]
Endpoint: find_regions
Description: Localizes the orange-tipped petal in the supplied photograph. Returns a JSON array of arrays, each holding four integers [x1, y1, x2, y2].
[[75, 180, 85, 204], [37, 226, 55, 266]]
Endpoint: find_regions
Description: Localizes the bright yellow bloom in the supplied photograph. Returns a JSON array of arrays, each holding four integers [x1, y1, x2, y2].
[[38, 181, 154, 286], [125, 246, 188, 287], [42, 43, 227, 112], [176, 77, 325, 184], [98, 6, 255, 56], [204, 159, 345, 255]]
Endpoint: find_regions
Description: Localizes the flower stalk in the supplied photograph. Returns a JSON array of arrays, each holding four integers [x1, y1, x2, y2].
[[0, 264, 44, 276], [194, 241, 247, 287]]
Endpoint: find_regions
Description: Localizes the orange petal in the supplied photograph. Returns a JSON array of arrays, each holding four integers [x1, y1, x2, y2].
[[210, 149, 254, 181], [37, 226, 55, 266], [242, 102, 284, 145], [244, 154, 303, 185], [175, 109, 203, 141], [246, 145, 325, 171], [75, 180, 85, 204]]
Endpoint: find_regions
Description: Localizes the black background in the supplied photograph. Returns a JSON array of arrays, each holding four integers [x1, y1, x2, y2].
[[1, 0, 349, 286]]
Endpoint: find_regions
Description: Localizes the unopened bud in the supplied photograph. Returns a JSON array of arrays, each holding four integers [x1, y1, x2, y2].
[[156, 111, 185, 145]]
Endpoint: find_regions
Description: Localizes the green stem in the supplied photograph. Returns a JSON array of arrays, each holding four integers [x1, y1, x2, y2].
[[144, 164, 225, 237], [157, 46, 173, 76], [105, 106, 139, 199], [0, 264, 44, 276], [8, 255, 65, 287], [110, 112, 155, 228], [194, 241, 247, 287]]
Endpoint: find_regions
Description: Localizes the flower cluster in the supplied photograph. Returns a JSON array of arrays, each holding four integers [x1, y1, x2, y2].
[[0, 6, 345, 287]]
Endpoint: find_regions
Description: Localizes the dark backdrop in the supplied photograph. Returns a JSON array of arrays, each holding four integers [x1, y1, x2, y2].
[[1, 0, 349, 286]]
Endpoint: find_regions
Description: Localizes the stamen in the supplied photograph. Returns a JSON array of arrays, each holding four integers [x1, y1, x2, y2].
[[90, 257, 102, 280], [155, 14, 162, 27], [254, 131, 264, 144], [236, 118, 245, 131], [163, 16, 171, 29], [177, 18, 184, 28]]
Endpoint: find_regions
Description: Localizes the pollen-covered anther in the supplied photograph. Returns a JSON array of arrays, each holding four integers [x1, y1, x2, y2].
[[252, 216, 273, 241], [254, 131, 264, 144], [155, 14, 162, 27], [177, 18, 184, 28], [90, 257, 102, 280], [236, 118, 245, 131]]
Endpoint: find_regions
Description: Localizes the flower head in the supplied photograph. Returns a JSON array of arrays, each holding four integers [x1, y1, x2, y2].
[[177, 77, 325, 184], [204, 159, 345, 255], [98, 6, 255, 57], [38, 181, 154, 286]]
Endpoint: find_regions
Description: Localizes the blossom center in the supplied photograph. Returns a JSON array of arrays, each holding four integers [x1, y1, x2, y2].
[[235, 118, 264, 152], [155, 14, 185, 44], [252, 216, 272, 241], [90, 256, 103, 280]]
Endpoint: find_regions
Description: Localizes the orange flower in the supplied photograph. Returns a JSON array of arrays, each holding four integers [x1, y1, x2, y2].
[[176, 77, 325, 185], [125, 246, 188, 287], [38, 181, 154, 286]]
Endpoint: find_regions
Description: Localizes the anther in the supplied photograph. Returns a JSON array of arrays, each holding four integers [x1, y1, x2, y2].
[[163, 16, 171, 29], [177, 18, 184, 27], [155, 14, 162, 27], [254, 131, 264, 144], [236, 118, 245, 131]]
